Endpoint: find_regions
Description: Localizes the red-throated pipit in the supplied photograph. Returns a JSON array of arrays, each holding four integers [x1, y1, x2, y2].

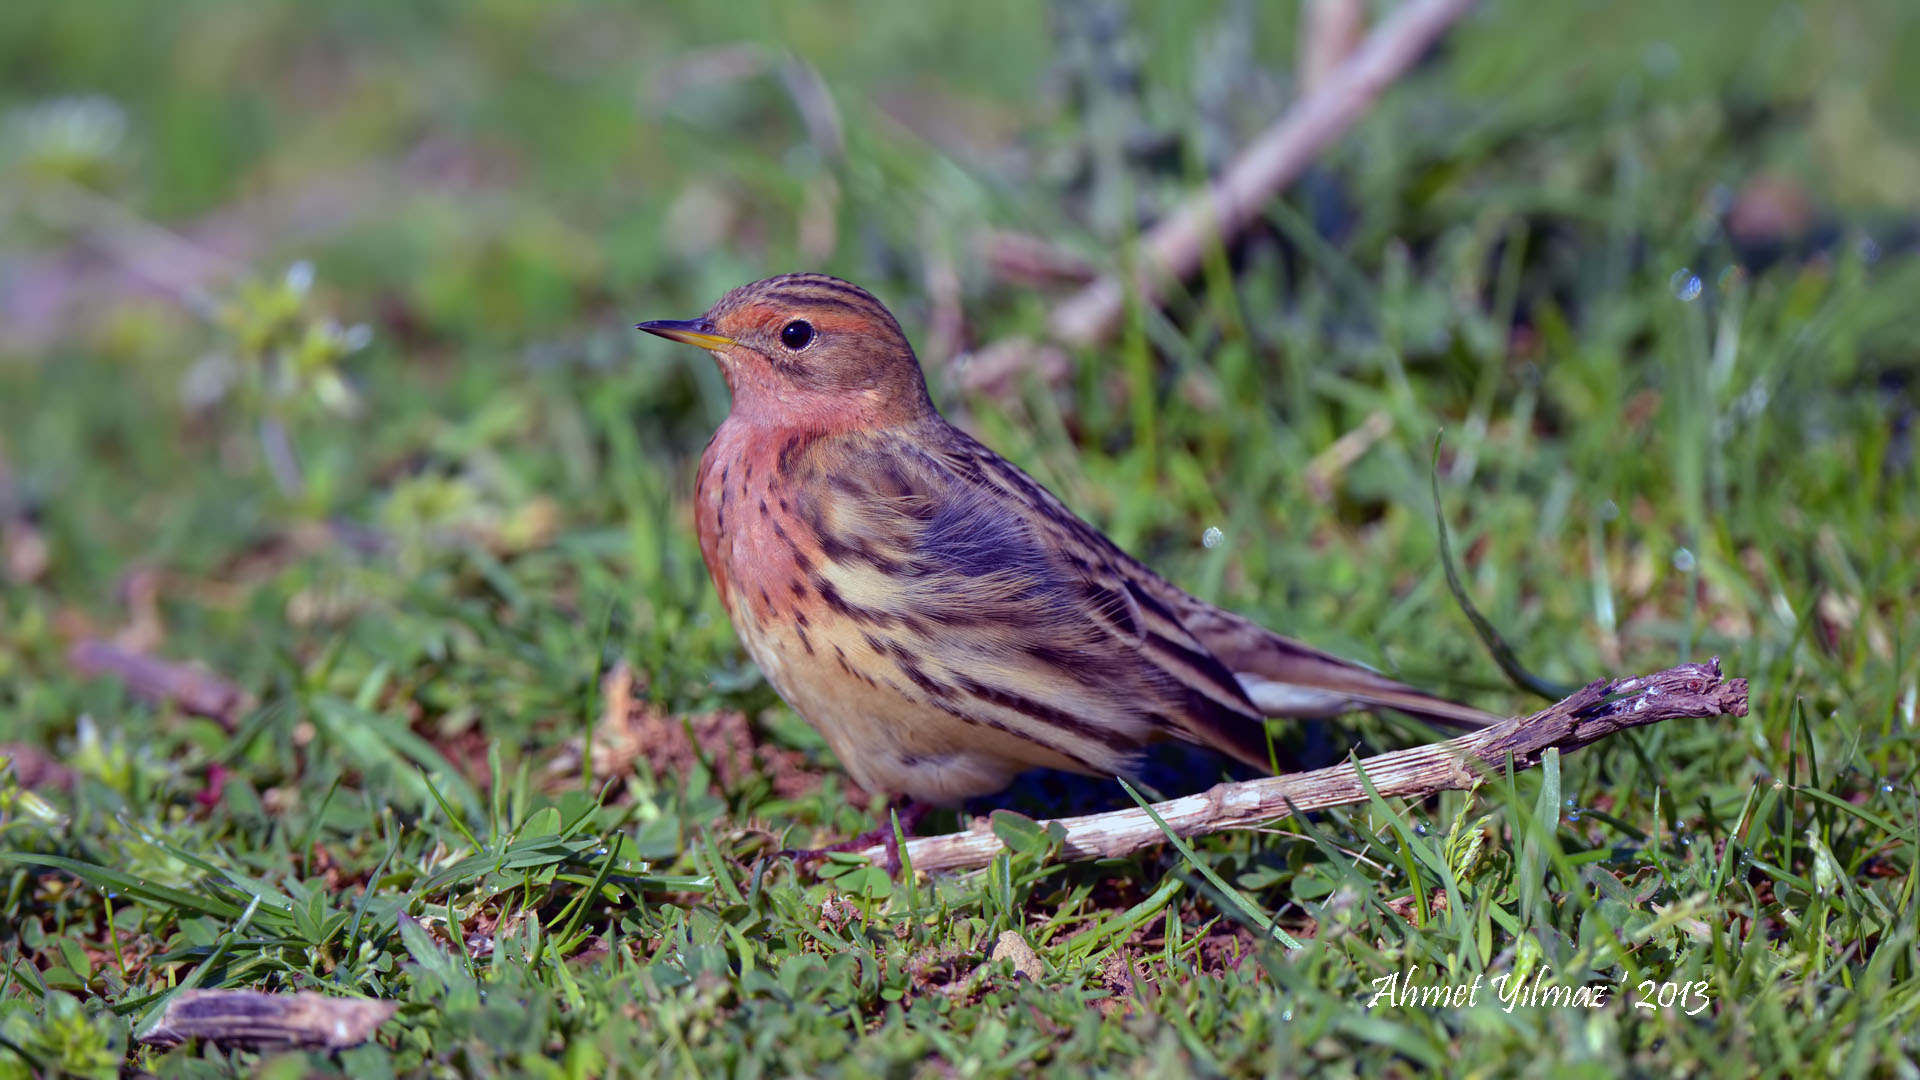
[[639, 274, 1494, 817]]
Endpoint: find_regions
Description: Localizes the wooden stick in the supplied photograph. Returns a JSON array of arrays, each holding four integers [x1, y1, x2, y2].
[[1299, 0, 1370, 97], [67, 638, 252, 730], [861, 659, 1748, 873], [138, 990, 396, 1050], [1047, 0, 1477, 348]]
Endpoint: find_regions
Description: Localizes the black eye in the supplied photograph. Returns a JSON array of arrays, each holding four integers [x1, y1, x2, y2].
[[779, 320, 814, 350]]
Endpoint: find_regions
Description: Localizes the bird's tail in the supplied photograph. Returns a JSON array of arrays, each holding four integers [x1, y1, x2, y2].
[[1180, 604, 1503, 730], [1241, 664, 1502, 728]]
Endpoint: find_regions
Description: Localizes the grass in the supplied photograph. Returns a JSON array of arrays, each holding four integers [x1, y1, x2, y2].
[[2, 0, 1918, 1075]]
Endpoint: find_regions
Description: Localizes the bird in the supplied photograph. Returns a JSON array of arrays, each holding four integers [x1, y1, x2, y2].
[[638, 273, 1498, 816]]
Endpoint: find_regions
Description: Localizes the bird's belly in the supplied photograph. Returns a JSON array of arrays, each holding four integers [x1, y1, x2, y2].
[[697, 429, 1123, 803], [723, 583, 1089, 804]]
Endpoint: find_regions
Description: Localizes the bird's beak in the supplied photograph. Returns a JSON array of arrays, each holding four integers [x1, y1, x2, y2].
[[636, 318, 734, 350]]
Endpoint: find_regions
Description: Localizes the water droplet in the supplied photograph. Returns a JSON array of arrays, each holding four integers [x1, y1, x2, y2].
[[1670, 269, 1703, 302], [1716, 264, 1745, 292], [1672, 548, 1696, 573], [1642, 41, 1678, 77], [1282, 1008, 1294, 1022], [1880, 779, 1896, 795], [285, 260, 315, 296], [1679, 833, 1694, 847], [1567, 809, 1582, 823], [1598, 499, 1619, 522], [1413, 821, 1429, 837], [1201, 526, 1223, 549]]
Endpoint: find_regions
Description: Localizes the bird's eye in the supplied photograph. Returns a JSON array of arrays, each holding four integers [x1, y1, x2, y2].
[[779, 320, 815, 351]]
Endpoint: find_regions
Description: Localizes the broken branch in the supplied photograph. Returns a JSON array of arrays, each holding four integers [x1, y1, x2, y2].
[[862, 659, 1748, 874], [67, 638, 252, 730], [138, 990, 396, 1051], [1047, 0, 1476, 347]]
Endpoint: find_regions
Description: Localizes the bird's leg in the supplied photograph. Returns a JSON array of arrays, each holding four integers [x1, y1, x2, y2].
[[777, 799, 930, 876]]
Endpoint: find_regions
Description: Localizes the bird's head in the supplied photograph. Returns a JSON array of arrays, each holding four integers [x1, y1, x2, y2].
[[638, 273, 934, 430]]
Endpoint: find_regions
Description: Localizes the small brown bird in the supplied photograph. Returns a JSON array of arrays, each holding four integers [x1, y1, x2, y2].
[[640, 273, 1495, 809]]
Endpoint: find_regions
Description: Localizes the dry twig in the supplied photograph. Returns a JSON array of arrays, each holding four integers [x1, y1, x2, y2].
[[1047, 0, 1476, 348], [1298, 0, 1370, 96], [67, 638, 252, 729], [860, 659, 1748, 874], [138, 990, 396, 1051]]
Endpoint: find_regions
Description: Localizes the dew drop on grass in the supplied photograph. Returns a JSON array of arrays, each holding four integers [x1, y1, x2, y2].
[[1201, 526, 1223, 549], [285, 259, 315, 296], [1672, 547, 1696, 572], [1670, 268, 1703, 302], [1413, 821, 1428, 837], [1642, 41, 1678, 77], [1282, 1009, 1294, 1022]]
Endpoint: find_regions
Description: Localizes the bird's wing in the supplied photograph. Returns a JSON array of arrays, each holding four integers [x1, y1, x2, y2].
[[789, 426, 1285, 774], [923, 429, 1501, 735]]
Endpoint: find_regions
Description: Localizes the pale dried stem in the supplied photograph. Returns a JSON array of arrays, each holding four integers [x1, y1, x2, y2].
[[1299, 0, 1370, 96], [862, 660, 1749, 874], [1303, 408, 1394, 501], [67, 638, 253, 730], [1047, 0, 1477, 348], [138, 990, 396, 1050]]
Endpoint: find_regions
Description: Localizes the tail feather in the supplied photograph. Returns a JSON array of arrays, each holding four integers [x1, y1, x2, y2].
[[1169, 596, 1503, 730], [1235, 663, 1503, 729]]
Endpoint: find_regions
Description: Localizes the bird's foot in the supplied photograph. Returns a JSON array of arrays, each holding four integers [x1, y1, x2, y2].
[[777, 801, 930, 876]]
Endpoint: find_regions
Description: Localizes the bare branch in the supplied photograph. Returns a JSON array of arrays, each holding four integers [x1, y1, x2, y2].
[[863, 659, 1749, 874], [138, 990, 395, 1051], [67, 638, 252, 730], [1047, 0, 1477, 348], [1299, 0, 1370, 96]]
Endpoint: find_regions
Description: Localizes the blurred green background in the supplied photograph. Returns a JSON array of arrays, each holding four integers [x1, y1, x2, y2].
[[2, 0, 1918, 1075]]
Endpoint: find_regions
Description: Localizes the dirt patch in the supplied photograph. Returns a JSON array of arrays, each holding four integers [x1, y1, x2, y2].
[[819, 893, 859, 933], [2, 743, 74, 792], [1095, 952, 1139, 1016], [546, 662, 837, 801]]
